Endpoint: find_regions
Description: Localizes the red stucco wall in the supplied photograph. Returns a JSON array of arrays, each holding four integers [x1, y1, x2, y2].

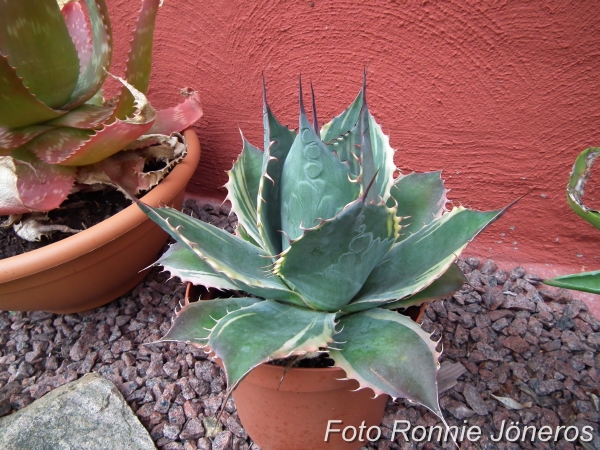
[[107, 0, 600, 274]]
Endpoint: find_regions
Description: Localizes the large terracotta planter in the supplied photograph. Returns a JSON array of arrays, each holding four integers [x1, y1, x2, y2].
[[232, 364, 388, 450], [0, 129, 200, 314]]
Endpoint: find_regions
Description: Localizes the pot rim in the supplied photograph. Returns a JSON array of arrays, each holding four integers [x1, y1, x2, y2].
[[0, 129, 200, 281]]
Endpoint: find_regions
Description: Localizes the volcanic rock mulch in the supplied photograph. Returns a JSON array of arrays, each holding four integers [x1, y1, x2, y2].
[[0, 199, 599, 450]]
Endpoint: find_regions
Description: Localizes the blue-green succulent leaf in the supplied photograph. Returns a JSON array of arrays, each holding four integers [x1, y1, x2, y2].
[[390, 171, 448, 240], [544, 270, 600, 295], [566, 148, 600, 230], [329, 308, 443, 419], [209, 300, 336, 389], [346, 206, 506, 312], [381, 263, 467, 310], [275, 199, 400, 311], [225, 136, 264, 246], [161, 297, 261, 344]]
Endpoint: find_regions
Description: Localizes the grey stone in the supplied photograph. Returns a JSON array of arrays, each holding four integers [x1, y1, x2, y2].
[[0, 373, 154, 449]]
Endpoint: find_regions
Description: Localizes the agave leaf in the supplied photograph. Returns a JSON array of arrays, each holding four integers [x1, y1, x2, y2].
[[566, 148, 600, 230], [34, 76, 156, 166], [280, 83, 359, 247], [208, 300, 336, 389], [543, 270, 600, 295], [154, 243, 239, 290], [0, 0, 80, 110], [146, 91, 204, 135], [225, 136, 263, 246], [63, 0, 113, 109], [0, 56, 66, 129], [275, 199, 399, 311], [236, 223, 261, 247], [320, 88, 363, 151], [114, 0, 160, 119], [346, 206, 505, 312], [329, 308, 443, 419], [46, 104, 115, 129], [0, 150, 76, 215], [381, 263, 467, 310], [0, 125, 55, 154], [390, 171, 448, 240], [138, 203, 309, 307], [257, 81, 297, 257], [161, 297, 261, 344], [61, 0, 93, 77]]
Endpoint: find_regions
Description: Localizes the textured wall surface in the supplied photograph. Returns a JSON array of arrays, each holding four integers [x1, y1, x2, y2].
[[107, 0, 600, 272]]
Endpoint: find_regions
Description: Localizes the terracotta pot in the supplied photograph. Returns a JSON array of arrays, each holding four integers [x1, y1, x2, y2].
[[0, 129, 200, 314]]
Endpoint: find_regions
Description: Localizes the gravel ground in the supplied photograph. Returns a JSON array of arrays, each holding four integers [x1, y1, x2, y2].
[[1, 199, 599, 450]]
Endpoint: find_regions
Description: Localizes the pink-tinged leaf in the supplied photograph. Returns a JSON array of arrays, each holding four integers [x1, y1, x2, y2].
[[147, 91, 203, 135], [46, 104, 115, 129], [0, 125, 55, 155], [62, 1, 93, 76], [0, 151, 76, 215], [113, 0, 161, 119], [26, 127, 95, 164], [0, 56, 66, 129], [0, 0, 80, 110], [63, 0, 113, 109]]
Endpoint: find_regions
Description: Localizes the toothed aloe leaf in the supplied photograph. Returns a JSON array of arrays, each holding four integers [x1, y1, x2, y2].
[[225, 137, 264, 246], [46, 104, 115, 129], [0, 125, 54, 154], [0, 150, 76, 215], [161, 297, 261, 344], [381, 263, 467, 310], [63, 0, 113, 109], [566, 147, 600, 230], [61, 1, 93, 77], [329, 308, 443, 419], [0, 0, 80, 110], [155, 243, 239, 290], [275, 199, 399, 311], [346, 206, 506, 312], [543, 270, 600, 295], [146, 91, 204, 135], [114, 0, 160, 119], [139, 203, 308, 307], [208, 300, 336, 389], [257, 90, 297, 256], [0, 56, 66, 129], [390, 171, 449, 240], [280, 98, 359, 247]]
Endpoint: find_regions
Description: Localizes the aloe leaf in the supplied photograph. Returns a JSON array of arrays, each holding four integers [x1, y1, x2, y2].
[[544, 270, 600, 295], [138, 203, 309, 307], [257, 80, 297, 257], [63, 0, 113, 109], [381, 263, 467, 310], [389, 171, 449, 240], [225, 135, 264, 246], [0, 56, 66, 128], [161, 297, 261, 345], [346, 206, 506, 312], [329, 308, 443, 419], [0, 150, 76, 215], [154, 243, 239, 290], [208, 300, 336, 389], [566, 148, 600, 230], [280, 81, 359, 247], [0, 0, 80, 110], [61, 0, 93, 76], [0, 125, 55, 154], [275, 199, 399, 311], [46, 104, 115, 129], [113, 0, 160, 119], [146, 91, 204, 135]]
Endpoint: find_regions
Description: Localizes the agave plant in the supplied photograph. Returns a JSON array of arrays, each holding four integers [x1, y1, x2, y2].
[[544, 148, 600, 294], [138, 75, 507, 422], [0, 0, 202, 238]]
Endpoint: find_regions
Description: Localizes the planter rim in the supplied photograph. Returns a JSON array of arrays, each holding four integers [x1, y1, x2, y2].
[[0, 129, 200, 281]]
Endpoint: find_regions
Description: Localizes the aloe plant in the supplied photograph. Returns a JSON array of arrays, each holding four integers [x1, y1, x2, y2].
[[544, 148, 600, 294], [0, 0, 202, 238], [138, 75, 508, 422]]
